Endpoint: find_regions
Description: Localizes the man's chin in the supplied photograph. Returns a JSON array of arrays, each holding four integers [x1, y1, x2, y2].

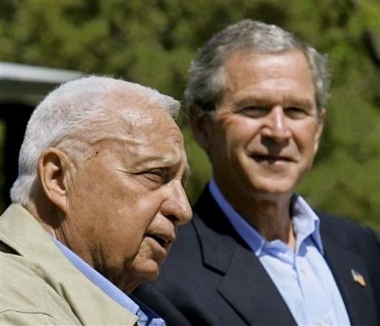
[[140, 260, 163, 282], [116, 260, 162, 293]]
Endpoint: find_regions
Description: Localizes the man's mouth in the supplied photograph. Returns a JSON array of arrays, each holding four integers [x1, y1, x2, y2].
[[252, 155, 292, 163], [146, 234, 172, 249]]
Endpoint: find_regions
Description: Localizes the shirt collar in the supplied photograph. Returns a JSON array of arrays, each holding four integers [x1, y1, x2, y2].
[[208, 178, 324, 255], [53, 238, 165, 325], [291, 194, 324, 254]]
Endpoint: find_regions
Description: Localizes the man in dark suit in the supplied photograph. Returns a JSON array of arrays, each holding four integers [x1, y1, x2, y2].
[[134, 19, 380, 325]]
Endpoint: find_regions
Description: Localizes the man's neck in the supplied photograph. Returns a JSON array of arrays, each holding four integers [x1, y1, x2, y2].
[[222, 191, 296, 250], [246, 197, 295, 248]]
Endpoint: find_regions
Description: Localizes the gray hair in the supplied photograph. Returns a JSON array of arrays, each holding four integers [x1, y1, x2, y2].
[[10, 75, 180, 205], [184, 19, 330, 112]]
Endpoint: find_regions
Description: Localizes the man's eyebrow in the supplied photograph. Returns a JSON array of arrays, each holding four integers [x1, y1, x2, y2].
[[234, 94, 314, 108], [232, 95, 273, 110]]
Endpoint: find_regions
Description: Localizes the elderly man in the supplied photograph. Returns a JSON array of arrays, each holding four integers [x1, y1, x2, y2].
[[134, 20, 380, 325], [0, 76, 192, 325]]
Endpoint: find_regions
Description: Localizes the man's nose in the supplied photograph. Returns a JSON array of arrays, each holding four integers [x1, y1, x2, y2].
[[163, 183, 192, 225], [261, 107, 291, 142]]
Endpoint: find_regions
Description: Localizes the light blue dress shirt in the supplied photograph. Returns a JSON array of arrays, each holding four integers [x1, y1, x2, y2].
[[53, 239, 165, 326], [209, 179, 351, 326]]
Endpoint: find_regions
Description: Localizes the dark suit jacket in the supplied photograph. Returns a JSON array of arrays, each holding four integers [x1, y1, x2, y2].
[[134, 186, 380, 325]]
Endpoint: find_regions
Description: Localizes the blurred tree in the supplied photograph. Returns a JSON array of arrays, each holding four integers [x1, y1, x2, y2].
[[0, 0, 379, 230]]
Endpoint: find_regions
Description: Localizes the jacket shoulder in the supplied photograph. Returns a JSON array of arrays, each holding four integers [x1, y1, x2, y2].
[[0, 253, 81, 325], [318, 211, 380, 251]]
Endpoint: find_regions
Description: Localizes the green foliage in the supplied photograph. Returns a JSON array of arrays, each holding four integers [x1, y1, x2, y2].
[[0, 0, 379, 230]]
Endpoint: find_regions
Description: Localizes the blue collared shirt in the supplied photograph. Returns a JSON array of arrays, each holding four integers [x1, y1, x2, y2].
[[209, 179, 351, 326], [53, 239, 165, 326]]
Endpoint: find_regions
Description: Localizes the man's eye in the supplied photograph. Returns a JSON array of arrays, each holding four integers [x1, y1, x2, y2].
[[285, 107, 308, 119], [146, 170, 163, 179], [144, 169, 169, 184], [238, 106, 269, 118]]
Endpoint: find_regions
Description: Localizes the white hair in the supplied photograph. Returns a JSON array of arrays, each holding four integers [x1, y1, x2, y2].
[[10, 75, 180, 205]]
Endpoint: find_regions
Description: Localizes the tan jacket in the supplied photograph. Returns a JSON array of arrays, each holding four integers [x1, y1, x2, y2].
[[0, 204, 138, 325]]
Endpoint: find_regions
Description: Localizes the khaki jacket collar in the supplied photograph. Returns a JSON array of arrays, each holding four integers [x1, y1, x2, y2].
[[0, 204, 138, 325]]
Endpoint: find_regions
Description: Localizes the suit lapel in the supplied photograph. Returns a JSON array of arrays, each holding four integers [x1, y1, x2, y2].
[[322, 233, 378, 325], [217, 246, 296, 325], [193, 188, 296, 325]]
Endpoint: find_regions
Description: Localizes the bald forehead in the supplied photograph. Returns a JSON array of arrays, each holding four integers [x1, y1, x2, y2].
[[106, 89, 172, 127]]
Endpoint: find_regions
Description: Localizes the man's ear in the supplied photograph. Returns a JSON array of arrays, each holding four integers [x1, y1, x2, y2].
[[188, 104, 213, 155], [314, 107, 326, 154], [37, 148, 71, 213]]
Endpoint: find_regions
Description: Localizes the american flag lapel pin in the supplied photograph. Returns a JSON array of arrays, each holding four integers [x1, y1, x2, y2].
[[351, 268, 366, 287]]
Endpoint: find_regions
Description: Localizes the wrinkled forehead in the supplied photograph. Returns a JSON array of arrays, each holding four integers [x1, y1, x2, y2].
[[94, 102, 188, 175], [106, 90, 174, 129]]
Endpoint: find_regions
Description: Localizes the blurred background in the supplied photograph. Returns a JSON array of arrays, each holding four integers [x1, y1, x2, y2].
[[0, 0, 379, 231]]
